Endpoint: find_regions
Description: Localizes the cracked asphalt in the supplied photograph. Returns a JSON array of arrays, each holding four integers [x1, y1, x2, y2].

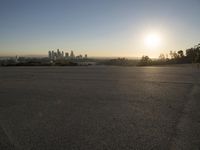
[[0, 66, 200, 150]]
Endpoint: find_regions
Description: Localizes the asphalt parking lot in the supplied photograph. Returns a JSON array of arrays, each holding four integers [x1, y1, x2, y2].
[[0, 66, 200, 150]]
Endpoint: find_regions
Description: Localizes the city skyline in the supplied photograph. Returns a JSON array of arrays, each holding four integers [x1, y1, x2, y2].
[[0, 0, 200, 58], [48, 49, 88, 60]]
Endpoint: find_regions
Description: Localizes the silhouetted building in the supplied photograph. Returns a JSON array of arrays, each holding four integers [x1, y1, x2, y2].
[[48, 49, 88, 61], [65, 52, 69, 58], [62, 51, 64, 57], [48, 51, 52, 59], [76, 55, 83, 59], [70, 50, 75, 59]]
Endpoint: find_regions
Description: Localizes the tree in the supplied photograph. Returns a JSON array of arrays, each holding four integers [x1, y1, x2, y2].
[[169, 51, 178, 59], [138, 56, 152, 66], [185, 44, 200, 63], [159, 53, 165, 60], [177, 50, 184, 58]]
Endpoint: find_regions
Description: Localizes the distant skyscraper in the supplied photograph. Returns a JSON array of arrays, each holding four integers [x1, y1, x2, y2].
[[57, 49, 60, 54], [65, 52, 69, 58], [48, 51, 52, 60], [70, 50, 75, 58], [51, 51, 55, 60], [62, 51, 64, 57]]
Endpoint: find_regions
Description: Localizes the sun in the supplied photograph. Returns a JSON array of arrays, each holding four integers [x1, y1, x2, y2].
[[144, 32, 161, 49]]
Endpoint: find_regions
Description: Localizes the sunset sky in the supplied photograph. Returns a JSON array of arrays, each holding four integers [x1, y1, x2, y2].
[[0, 0, 200, 58]]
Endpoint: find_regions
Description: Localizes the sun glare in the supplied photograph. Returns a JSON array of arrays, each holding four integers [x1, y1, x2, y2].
[[145, 32, 161, 49]]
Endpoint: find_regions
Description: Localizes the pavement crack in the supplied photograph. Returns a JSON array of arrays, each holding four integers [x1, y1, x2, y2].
[[169, 79, 200, 150]]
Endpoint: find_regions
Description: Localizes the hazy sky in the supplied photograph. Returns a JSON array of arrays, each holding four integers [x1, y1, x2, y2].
[[0, 0, 200, 57]]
